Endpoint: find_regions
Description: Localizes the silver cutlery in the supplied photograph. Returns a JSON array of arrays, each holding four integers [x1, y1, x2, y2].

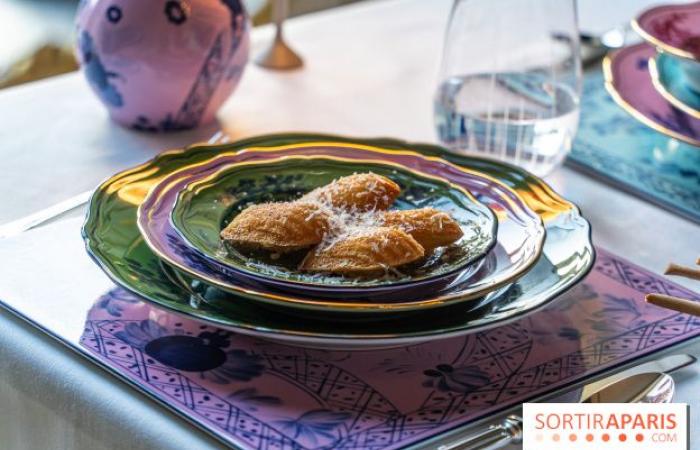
[[0, 190, 92, 239], [433, 353, 693, 450], [579, 353, 693, 400], [0, 132, 229, 239], [583, 371, 674, 404], [438, 372, 675, 450]]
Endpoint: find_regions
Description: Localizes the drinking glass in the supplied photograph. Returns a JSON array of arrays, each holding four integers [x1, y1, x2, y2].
[[434, 0, 582, 176]]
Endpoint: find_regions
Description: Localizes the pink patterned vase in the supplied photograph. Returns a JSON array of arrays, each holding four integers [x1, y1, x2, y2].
[[76, 0, 250, 132]]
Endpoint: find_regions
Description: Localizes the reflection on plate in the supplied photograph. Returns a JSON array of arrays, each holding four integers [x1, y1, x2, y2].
[[604, 43, 700, 147], [83, 134, 593, 348]]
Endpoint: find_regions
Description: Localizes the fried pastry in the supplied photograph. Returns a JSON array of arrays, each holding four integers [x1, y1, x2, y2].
[[382, 208, 463, 251], [300, 227, 424, 276], [301, 173, 400, 211], [221, 202, 328, 253]]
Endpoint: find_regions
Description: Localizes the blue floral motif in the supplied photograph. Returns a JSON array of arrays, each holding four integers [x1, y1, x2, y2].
[[165, 0, 187, 25], [106, 5, 122, 23], [422, 364, 491, 394], [80, 251, 700, 450], [97, 289, 139, 317], [130, 31, 227, 132], [587, 294, 647, 333], [375, 339, 472, 376], [145, 331, 230, 372], [203, 348, 264, 383], [225, 63, 245, 81], [131, 116, 159, 132], [130, 114, 202, 133], [594, 294, 642, 320], [228, 387, 281, 411], [652, 109, 700, 138], [115, 320, 264, 383], [274, 409, 350, 446], [221, 0, 244, 34], [557, 327, 581, 341], [220, 0, 246, 65], [636, 57, 649, 71], [545, 282, 597, 313], [115, 319, 170, 348], [570, 71, 700, 223], [78, 30, 123, 107]]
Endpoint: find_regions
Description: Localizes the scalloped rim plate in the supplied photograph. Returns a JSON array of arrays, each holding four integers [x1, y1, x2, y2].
[[83, 133, 594, 348], [604, 43, 700, 147]]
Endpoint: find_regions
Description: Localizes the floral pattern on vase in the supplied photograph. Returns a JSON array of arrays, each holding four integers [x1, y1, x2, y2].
[[75, 0, 250, 131]]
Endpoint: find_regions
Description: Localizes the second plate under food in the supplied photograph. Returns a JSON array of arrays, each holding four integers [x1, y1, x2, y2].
[[137, 145, 546, 313]]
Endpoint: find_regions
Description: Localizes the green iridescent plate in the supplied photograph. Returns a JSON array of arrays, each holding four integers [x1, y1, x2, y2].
[[169, 156, 496, 289], [83, 134, 593, 349]]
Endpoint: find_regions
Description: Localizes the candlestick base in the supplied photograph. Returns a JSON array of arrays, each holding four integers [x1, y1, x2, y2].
[[255, 35, 303, 70]]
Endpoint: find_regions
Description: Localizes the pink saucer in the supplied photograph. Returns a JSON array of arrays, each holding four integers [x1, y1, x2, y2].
[[633, 1, 700, 61], [604, 43, 700, 147]]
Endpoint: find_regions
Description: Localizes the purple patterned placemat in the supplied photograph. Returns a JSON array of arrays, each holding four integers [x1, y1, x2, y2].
[[80, 248, 700, 450]]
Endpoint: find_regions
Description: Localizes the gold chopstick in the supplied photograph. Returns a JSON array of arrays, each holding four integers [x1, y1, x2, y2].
[[646, 293, 700, 317], [665, 263, 700, 281]]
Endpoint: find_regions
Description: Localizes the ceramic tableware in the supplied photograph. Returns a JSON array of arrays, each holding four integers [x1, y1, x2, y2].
[[604, 43, 700, 147], [168, 156, 498, 293], [649, 52, 700, 118], [138, 147, 544, 312], [634, 2, 700, 94], [83, 134, 594, 349], [76, 0, 250, 131], [634, 2, 700, 64]]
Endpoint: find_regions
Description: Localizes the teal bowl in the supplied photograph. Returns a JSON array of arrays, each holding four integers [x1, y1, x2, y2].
[[650, 52, 700, 117]]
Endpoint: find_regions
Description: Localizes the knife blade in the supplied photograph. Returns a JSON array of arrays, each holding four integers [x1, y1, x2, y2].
[[0, 131, 229, 239], [577, 353, 695, 402]]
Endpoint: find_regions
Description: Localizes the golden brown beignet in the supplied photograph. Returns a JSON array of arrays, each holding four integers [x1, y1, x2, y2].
[[300, 227, 424, 275], [221, 202, 328, 253], [301, 173, 400, 211], [381, 208, 463, 252]]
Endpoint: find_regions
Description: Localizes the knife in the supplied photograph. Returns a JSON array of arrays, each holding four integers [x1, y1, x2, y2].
[[577, 353, 695, 402], [0, 131, 229, 239], [423, 353, 696, 450]]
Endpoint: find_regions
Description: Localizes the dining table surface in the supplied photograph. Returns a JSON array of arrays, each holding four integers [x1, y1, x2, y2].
[[0, 0, 698, 449]]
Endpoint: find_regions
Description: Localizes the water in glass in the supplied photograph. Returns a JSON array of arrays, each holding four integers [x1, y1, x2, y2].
[[434, 0, 581, 176]]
